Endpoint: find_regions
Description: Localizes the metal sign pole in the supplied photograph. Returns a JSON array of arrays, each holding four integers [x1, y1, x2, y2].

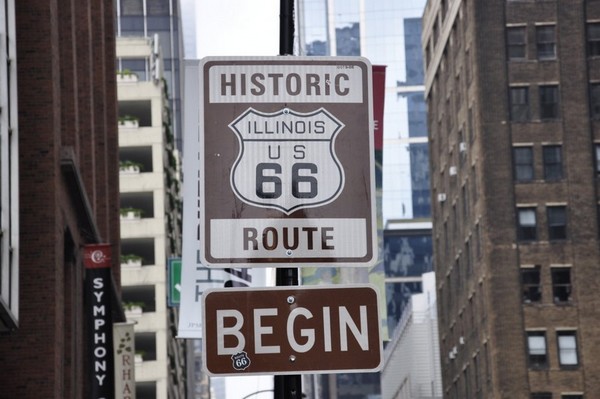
[[275, 2, 302, 398]]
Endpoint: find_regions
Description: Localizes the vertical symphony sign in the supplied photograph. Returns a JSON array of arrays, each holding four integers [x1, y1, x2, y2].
[[84, 244, 115, 399]]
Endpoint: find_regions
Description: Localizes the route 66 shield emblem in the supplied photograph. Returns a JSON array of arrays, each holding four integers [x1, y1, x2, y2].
[[231, 351, 251, 371], [229, 108, 345, 214]]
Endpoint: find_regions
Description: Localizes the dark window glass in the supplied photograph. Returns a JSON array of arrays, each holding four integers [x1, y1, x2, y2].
[[409, 143, 431, 218], [514, 147, 534, 182], [531, 394, 552, 399], [536, 25, 556, 60], [507, 26, 526, 60], [147, 16, 171, 31], [557, 331, 578, 366], [539, 85, 560, 119], [147, 0, 170, 15], [562, 395, 583, 399], [547, 206, 567, 240], [336, 22, 361, 56], [121, 58, 147, 81], [407, 92, 427, 137], [551, 267, 572, 303], [543, 145, 562, 180], [121, 0, 143, 15], [595, 145, 600, 176], [527, 331, 548, 368], [590, 83, 600, 119], [120, 16, 144, 35], [588, 22, 600, 57], [522, 266, 541, 303], [510, 87, 529, 121], [517, 208, 537, 241], [383, 232, 433, 278]]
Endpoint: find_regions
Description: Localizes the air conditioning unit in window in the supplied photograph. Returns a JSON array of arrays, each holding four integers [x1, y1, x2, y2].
[[449, 351, 455, 360], [452, 346, 458, 356], [437, 193, 447, 203], [459, 336, 465, 345], [449, 166, 457, 176], [459, 142, 467, 153]]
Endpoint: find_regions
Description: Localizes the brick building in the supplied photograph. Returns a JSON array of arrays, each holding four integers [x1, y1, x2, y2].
[[0, 1, 122, 397], [423, 0, 600, 398]]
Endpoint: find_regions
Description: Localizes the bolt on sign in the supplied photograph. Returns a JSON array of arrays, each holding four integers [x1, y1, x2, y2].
[[192, 56, 376, 267], [202, 285, 382, 375]]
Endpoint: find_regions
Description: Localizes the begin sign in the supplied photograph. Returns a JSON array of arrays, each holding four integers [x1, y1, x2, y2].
[[196, 57, 376, 267], [202, 285, 382, 376]]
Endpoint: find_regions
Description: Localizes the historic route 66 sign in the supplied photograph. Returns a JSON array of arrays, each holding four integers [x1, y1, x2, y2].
[[229, 108, 345, 214], [190, 56, 376, 267]]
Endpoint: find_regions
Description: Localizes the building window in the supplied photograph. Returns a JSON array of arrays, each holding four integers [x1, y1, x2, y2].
[[591, 83, 600, 119], [510, 87, 529, 121], [557, 331, 578, 367], [517, 207, 537, 241], [521, 266, 541, 303], [547, 206, 567, 240], [551, 267, 572, 303], [507, 26, 527, 60], [539, 85, 560, 119], [536, 25, 556, 60], [118, 57, 149, 81], [543, 145, 562, 181], [527, 331, 548, 368], [588, 22, 600, 57], [595, 145, 600, 176], [513, 146, 534, 182], [531, 394, 552, 399], [562, 395, 583, 399]]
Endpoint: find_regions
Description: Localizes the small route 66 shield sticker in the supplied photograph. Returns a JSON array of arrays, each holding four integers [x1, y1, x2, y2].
[[231, 351, 251, 371]]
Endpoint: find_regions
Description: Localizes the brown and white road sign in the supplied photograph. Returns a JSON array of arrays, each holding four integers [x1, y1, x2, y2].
[[195, 56, 376, 267], [202, 285, 382, 376]]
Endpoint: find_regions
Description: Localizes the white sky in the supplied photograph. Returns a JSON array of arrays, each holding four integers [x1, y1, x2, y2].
[[196, 0, 281, 58], [194, 3, 280, 397]]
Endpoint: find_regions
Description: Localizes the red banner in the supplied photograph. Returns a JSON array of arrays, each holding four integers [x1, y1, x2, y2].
[[372, 65, 387, 151]]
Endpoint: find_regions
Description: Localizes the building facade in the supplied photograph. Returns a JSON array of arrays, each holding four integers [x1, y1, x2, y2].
[[423, 0, 600, 397], [381, 272, 442, 399], [115, 0, 185, 152], [0, 0, 122, 397], [296, 1, 433, 397], [117, 36, 185, 399]]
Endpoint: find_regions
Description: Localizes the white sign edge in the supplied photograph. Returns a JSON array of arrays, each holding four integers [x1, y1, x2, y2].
[[197, 56, 378, 269]]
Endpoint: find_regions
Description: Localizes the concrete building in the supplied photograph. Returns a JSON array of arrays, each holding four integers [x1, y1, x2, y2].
[[423, 0, 600, 397], [381, 272, 442, 399], [115, 0, 185, 152], [0, 0, 123, 397], [116, 36, 185, 398]]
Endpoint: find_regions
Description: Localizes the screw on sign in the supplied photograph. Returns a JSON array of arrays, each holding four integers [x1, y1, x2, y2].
[[196, 56, 376, 267]]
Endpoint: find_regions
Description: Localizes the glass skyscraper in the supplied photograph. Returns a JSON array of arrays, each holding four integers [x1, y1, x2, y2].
[[298, 0, 429, 332], [297, 1, 430, 397]]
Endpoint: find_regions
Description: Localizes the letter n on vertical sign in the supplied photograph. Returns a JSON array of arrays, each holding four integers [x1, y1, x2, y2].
[[84, 244, 115, 399]]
